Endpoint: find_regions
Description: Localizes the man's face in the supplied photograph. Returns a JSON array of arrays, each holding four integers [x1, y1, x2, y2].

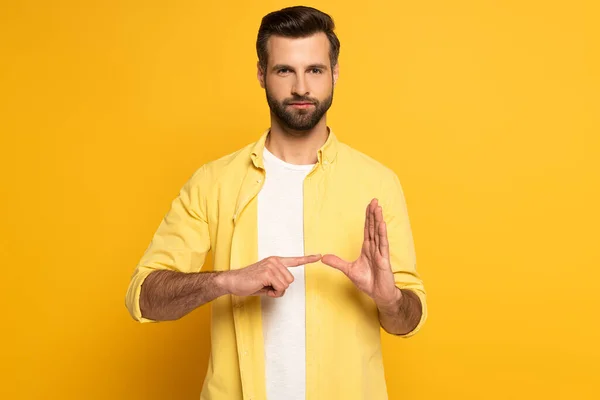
[[258, 32, 339, 131]]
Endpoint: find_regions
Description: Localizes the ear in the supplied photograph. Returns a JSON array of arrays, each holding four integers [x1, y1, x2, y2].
[[333, 62, 340, 86], [257, 61, 265, 89]]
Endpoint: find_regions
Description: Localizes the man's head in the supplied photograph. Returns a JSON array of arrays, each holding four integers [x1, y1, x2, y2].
[[256, 6, 340, 131]]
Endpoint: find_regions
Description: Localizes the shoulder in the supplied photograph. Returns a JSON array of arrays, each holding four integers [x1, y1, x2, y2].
[[186, 140, 254, 189]]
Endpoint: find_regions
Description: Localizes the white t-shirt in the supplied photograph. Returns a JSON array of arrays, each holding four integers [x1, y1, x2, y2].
[[257, 145, 315, 400]]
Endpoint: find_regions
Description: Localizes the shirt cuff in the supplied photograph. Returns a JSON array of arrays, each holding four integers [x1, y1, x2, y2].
[[125, 268, 158, 323]]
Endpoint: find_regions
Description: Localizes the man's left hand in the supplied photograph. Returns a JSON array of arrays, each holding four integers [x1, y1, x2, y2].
[[321, 198, 401, 306]]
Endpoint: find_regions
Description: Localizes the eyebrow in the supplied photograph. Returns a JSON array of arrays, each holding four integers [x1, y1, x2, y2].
[[271, 63, 329, 72]]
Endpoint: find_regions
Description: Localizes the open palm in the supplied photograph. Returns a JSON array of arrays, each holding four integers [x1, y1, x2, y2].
[[322, 198, 398, 304]]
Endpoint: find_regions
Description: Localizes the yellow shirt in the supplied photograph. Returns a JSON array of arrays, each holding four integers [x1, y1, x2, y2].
[[125, 127, 428, 400]]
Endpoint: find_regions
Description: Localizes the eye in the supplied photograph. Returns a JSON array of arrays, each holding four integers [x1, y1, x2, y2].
[[310, 68, 323, 74], [277, 68, 290, 74]]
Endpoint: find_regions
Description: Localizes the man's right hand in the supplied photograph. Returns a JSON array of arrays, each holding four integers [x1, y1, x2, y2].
[[222, 254, 322, 298]]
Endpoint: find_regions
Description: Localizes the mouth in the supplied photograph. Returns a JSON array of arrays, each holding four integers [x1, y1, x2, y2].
[[288, 102, 315, 109]]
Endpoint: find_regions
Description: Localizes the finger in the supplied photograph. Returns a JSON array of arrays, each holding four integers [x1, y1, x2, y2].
[[321, 254, 351, 275], [280, 254, 322, 268], [364, 202, 372, 243], [374, 205, 381, 251], [369, 199, 376, 244], [273, 259, 295, 284], [268, 288, 286, 298], [267, 272, 287, 296], [379, 219, 389, 259], [252, 287, 270, 296], [270, 264, 293, 288]]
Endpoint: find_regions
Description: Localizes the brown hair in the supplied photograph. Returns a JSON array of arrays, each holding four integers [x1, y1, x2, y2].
[[256, 6, 341, 72]]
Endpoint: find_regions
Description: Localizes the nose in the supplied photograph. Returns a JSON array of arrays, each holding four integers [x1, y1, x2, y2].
[[292, 74, 309, 96]]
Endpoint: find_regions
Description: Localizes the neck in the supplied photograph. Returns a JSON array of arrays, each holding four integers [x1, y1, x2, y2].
[[265, 116, 329, 165]]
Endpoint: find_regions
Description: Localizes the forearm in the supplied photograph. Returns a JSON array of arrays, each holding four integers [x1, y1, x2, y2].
[[376, 288, 422, 336], [139, 269, 229, 321]]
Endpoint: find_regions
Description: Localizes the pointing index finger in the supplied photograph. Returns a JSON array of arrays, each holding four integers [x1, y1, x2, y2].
[[280, 254, 322, 268]]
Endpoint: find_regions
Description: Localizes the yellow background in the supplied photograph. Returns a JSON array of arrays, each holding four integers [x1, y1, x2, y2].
[[1, 1, 598, 399]]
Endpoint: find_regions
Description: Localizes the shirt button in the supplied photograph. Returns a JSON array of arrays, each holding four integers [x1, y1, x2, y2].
[[323, 160, 329, 165], [257, 179, 262, 183]]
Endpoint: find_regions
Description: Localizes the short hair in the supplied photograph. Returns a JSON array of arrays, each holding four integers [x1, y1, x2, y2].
[[256, 5, 341, 72]]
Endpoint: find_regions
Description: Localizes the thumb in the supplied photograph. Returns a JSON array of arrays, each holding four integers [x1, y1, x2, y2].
[[321, 254, 351, 275]]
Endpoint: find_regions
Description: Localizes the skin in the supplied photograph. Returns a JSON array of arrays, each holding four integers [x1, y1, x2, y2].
[[256, 32, 422, 334], [140, 32, 422, 335], [139, 255, 322, 321], [257, 32, 339, 165], [321, 199, 423, 335]]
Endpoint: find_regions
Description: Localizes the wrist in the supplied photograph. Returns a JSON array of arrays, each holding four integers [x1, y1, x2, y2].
[[215, 270, 234, 295], [375, 287, 403, 314]]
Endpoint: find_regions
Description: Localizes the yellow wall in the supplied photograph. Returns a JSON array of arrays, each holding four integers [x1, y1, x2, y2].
[[1, 1, 598, 399]]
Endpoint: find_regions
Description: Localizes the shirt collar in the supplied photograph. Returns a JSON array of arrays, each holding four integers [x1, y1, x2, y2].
[[250, 126, 339, 170]]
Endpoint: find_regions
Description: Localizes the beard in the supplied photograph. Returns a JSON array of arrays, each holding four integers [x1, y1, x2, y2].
[[264, 80, 334, 131]]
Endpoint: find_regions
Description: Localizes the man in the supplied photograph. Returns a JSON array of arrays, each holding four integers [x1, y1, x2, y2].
[[125, 5, 427, 400]]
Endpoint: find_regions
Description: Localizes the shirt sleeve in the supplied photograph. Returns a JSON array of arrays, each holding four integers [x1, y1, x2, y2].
[[125, 165, 212, 323], [381, 170, 428, 338]]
